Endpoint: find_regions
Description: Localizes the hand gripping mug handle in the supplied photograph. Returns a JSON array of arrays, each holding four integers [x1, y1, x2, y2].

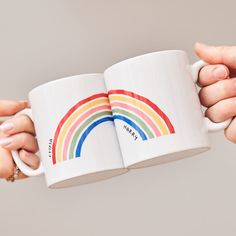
[[11, 108, 44, 176], [191, 60, 231, 132]]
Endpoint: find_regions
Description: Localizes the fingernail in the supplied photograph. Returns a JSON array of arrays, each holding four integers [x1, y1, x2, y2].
[[22, 150, 30, 156], [0, 122, 14, 132], [214, 67, 227, 78], [0, 137, 13, 146]]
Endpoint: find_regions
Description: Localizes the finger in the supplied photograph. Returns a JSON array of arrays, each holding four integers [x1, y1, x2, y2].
[[0, 146, 28, 180], [198, 64, 229, 86], [205, 97, 236, 122], [225, 118, 236, 143], [0, 146, 15, 178], [199, 77, 236, 107], [0, 133, 38, 153], [0, 115, 35, 137], [195, 42, 236, 69], [19, 149, 40, 170], [0, 100, 28, 117]]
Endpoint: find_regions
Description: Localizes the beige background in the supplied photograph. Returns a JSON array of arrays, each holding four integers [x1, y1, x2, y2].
[[0, 0, 236, 235]]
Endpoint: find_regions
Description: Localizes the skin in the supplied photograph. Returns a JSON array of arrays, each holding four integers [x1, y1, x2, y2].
[[0, 100, 39, 180], [1, 42, 236, 181], [195, 42, 236, 143]]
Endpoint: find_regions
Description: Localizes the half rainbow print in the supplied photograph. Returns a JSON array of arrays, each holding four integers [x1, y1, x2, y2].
[[52, 93, 113, 165], [108, 90, 175, 141]]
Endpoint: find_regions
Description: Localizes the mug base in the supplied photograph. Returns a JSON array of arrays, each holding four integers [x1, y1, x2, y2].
[[127, 146, 210, 169], [48, 168, 128, 189]]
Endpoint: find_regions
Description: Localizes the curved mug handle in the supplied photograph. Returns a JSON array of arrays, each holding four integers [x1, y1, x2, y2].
[[191, 60, 231, 132], [11, 108, 44, 176]]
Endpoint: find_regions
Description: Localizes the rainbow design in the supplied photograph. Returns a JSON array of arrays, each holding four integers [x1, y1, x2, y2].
[[108, 90, 175, 140], [52, 93, 113, 165]]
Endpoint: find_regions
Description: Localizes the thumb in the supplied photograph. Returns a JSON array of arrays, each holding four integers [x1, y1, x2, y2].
[[195, 42, 236, 69], [0, 100, 28, 117]]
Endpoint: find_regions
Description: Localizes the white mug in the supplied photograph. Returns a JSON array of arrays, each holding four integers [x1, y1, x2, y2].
[[12, 74, 128, 188], [104, 50, 230, 168], [12, 50, 231, 188]]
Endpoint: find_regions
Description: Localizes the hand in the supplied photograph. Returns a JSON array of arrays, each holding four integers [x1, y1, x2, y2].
[[195, 42, 236, 143], [0, 100, 39, 181]]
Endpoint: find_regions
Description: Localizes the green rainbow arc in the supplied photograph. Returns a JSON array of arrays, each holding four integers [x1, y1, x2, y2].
[[69, 111, 112, 159], [112, 108, 154, 139]]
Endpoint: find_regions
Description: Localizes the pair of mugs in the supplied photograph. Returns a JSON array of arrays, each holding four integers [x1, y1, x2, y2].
[[12, 50, 230, 188]]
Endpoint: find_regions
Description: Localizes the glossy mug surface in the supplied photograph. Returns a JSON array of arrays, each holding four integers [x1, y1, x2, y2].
[[13, 74, 127, 188], [12, 51, 230, 188], [104, 50, 229, 168]]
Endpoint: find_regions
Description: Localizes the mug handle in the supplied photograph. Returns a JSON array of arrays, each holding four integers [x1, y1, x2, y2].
[[11, 108, 44, 176], [191, 60, 232, 132]]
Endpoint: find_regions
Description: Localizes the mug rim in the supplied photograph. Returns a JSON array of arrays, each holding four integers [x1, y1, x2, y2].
[[104, 50, 187, 74], [29, 73, 103, 97]]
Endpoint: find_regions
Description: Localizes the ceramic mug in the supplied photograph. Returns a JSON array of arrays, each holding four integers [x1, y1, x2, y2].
[[12, 51, 231, 187], [104, 50, 231, 168], [12, 74, 127, 188]]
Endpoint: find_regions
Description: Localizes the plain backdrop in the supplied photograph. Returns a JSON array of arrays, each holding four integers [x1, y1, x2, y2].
[[0, 1, 236, 235]]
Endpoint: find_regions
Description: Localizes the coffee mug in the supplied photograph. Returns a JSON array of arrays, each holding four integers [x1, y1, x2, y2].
[[104, 50, 230, 168], [12, 50, 230, 188], [12, 74, 128, 188]]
